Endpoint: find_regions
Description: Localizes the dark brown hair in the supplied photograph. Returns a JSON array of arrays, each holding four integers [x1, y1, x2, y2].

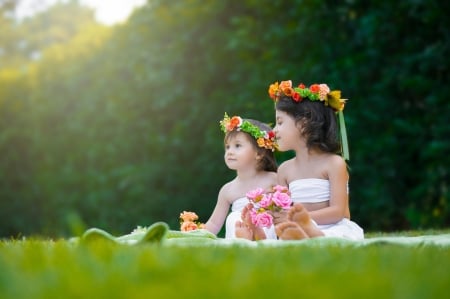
[[275, 96, 341, 154]]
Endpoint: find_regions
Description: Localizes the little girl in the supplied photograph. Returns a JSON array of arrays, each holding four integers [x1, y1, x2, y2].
[[203, 113, 278, 239], [268, 80, 363, 240]]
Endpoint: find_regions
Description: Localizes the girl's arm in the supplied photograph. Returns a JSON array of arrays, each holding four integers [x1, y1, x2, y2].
[[204, 185, 232, 235], [308, 156, 350, 225]]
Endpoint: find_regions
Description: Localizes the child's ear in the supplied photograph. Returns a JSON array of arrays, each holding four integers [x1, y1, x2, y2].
[[296, 119, 307, 134], [295, 119, 304, 129]]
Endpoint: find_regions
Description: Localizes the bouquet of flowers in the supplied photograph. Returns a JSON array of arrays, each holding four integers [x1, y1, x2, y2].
[[179, 211, 205, 232], [246, 185, 292, 228]]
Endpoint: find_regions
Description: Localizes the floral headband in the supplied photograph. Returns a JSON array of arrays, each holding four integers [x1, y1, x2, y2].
[[268, 80, 349, 160], [220, 113, 277, 151], [268, 80, 346, 111]]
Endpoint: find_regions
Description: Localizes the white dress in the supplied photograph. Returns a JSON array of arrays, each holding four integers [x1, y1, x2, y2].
[[289, 178, 364, 240], [225, 197, 277, 239]]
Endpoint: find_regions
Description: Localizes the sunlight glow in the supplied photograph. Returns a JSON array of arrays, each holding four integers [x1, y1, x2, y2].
[[16, 0, 147, 25]]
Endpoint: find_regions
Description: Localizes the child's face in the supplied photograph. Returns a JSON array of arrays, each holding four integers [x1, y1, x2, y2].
[[273, 110, 300, 151], [224, 132, 259, 171]]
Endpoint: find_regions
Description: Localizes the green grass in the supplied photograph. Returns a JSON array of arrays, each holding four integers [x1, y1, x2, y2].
[[1, 232, 449, 299]]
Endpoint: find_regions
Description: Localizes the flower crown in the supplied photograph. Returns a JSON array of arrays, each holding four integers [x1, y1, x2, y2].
[[268, 80, 350, 160], [220, 113, 277, 151], [268, 80, 347, 112]]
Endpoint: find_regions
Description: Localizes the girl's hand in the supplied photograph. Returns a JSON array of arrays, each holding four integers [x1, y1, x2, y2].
[[272, 209, 288, 225]]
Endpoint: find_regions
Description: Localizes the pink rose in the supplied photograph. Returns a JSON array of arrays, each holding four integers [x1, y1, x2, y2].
[[318, 84, 330, 101], [246, 184, 293, 228], [258, 194, 272, 209], [251, 211, 273, 228], [246, 188, 265, 201], [271, 191, 292, 209]]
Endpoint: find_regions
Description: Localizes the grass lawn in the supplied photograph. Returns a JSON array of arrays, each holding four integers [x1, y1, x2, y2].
[[1, 229, 449, 299]]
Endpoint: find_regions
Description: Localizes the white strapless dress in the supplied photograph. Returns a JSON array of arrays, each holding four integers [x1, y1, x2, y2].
[[289, 179, 364, 240], [225, 197, 277, 239]]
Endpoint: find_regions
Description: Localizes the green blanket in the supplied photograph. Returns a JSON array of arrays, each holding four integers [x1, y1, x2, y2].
[[75, 221, 450, 248]]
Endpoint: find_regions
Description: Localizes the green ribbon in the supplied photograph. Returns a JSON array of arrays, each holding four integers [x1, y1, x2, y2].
[[338, 110, 349, 161]]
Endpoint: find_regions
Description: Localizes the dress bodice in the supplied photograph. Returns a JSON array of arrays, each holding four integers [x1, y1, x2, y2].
[[289, 178, 331, 203], [231, 197, 249, 212], [289, 178, 349, 203]]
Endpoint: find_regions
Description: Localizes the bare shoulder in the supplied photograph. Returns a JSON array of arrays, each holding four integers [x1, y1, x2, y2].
[[264, 171, 278, 187], [278, 158, 296, 172], [277, 158, 295, 185], [325, 154, 348, 178], [327, 154, 347, 167], [217, 180, 236, 205]]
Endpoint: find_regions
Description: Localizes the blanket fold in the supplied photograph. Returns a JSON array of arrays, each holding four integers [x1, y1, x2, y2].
[[76, 222, 450, 248]]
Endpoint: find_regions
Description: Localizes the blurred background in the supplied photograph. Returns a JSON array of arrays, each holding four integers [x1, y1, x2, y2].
[[0, 0, 448, 238]]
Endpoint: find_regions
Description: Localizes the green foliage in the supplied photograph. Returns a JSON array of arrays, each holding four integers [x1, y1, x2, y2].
[[336, 0, 450, 230], [0, 0, 98, 69], [0, 238, 449, 298], [0, 0, 449, 237]]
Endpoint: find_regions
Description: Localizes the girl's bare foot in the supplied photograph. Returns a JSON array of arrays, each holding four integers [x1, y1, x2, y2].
[[288, 203, 324, 238], [252, 226, 267, 241], [275, 222, 309, 240], [235, 221, 253, 240], [236, 203, 267, 241]]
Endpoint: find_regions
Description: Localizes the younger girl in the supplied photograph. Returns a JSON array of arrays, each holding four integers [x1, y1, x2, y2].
[[269, 80, 364, 240], [203, 113, 278, 239]]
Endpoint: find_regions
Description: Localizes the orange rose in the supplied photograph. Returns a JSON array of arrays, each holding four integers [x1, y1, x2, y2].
[[180, 211, 199, 222], [268, 82, 279, 100], [227, 116, 242, 131], [181, 221, 199, 232], [279, 80, 292, 90], [282, 87, 294, 97], [257, 138, 266, 148]]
